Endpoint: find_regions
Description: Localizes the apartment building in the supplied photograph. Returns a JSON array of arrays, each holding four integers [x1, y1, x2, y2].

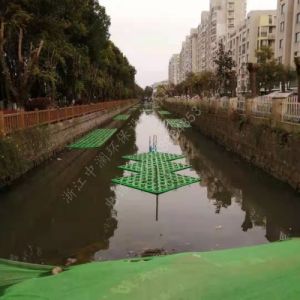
[[197, 11, 210, 73], [228, 11, 277, 92], [171, 0, 247, 83], [208, 0, 247, 70], [275, 0, 294, 66], [168, 54, 180, 85], [179, 35, 193, 82], [190, 29, 198, 73]]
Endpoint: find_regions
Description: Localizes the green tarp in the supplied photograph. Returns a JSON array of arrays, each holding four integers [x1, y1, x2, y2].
[[0, 259, 53, 292], [2, 239, 300, 299]]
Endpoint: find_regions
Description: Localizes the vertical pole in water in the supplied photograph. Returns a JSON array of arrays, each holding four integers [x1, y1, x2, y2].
[[156, 195, 159, 222]]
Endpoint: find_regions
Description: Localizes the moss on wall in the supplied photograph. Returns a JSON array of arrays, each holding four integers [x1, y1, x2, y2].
[[0, 126, 50, 186]]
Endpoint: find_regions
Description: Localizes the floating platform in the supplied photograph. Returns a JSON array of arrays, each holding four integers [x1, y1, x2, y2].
[[166, 119, 191, 128], [2, 240, 300, 299], [119, 160, 191, 173], [114, 114, 130, 121], [123, 152, 184, 162], [158, 110, 171, 115], [69, 129, 117, 149], [113, 152, 199, 195]]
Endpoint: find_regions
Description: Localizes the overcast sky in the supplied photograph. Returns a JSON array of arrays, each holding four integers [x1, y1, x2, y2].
[[100, 0, 277, 88]]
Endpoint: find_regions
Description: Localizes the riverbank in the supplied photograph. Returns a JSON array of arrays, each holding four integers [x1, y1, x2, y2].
[[0, 101, 137, 187], [161, 98, 300, 191]]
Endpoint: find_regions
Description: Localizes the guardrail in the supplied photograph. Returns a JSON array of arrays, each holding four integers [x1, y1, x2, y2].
[[252, 96, 272, 118], [0, 100, 135, 136], [282, 96, 300, 123], [165, 95, 300, 127], [237, 96, 246, 113]]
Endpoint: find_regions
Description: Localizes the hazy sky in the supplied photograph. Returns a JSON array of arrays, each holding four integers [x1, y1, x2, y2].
[[100, 0, 277, 88]]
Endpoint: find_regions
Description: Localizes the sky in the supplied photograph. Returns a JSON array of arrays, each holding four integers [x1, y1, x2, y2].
[[100, 0, 277, 88]]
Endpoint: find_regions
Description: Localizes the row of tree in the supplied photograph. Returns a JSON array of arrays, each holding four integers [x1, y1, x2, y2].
[[0, 0, 140, 108], [160, 43, 296, 98]]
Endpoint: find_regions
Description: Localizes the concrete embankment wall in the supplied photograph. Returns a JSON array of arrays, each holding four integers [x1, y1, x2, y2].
[[0, 102, 135, 187], [162, 99, 300, 191]]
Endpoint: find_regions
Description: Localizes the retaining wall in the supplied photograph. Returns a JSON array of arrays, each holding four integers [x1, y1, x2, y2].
[[0, 102, 136, 187], [162, 99, 300, 191]]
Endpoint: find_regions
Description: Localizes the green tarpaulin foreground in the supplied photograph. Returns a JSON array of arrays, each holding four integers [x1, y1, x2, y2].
[[2, 239, 300, 299]]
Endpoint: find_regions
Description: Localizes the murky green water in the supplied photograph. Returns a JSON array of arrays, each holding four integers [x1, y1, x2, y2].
[[0, 104, 299, 266]]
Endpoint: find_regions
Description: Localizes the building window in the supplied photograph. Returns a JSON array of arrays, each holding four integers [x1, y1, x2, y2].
[[280, 22, 285, 32], [279, 39, 283, 48], [297, 13, 300, 24], [281, 4, 285, 15], [296, 32, 300, 43], [269, 15, 273, 24]]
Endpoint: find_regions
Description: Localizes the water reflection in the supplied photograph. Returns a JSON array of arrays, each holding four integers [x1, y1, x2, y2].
[[173, 128, 300, 242], [0, 115, 140, 265]]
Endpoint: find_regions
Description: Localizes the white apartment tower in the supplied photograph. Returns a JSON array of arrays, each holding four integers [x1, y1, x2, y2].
[[190, 28, 198, 73], [208, 0, 247, 70], [179, 36, 193, 82], [168, 54, 180, 85], [275, 0, 300, 67], [197, 11, 210, 73], [275, 0, 294, 66], [227, 11, 277, 92], [169, 0, 248, 84]]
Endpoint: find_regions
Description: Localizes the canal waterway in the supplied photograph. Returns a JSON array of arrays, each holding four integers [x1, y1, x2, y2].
[[0, 104, 300, 266]]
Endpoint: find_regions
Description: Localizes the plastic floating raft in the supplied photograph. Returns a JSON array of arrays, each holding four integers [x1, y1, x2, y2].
[[113, 152, 199, 195], [69, 129, 117, 149], [158, 110, 171, 115], [119, 160, 191, 173], [113, 172, 199, 195], [123, 152, 184, 162], [114, 114, 130, 121], [3, 239, 300, 300], [166, 119, 191, 129]]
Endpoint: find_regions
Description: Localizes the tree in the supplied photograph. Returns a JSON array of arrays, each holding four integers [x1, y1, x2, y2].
[[255, 46, 296, 93], [155, 85, 168, 98], [214, 43, 236, 96], [144, 86, 153, 98], [0, 0, 137, 108]]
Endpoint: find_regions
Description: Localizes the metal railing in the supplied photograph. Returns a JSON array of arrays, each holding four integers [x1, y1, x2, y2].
[[166, 95, 300, 126], [220, 96, 230, 110], [282, 96, 300, 123], [252, 96, 272, 118], [237, 96, 246, 113], [0, 100, 135, 136]]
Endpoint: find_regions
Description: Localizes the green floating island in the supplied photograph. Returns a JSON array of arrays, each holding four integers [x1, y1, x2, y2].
[[69, 129, 117, 149], [119, 160, 191, 174], [113, 172, 199, 195], [166, 119, 191, 129], [123, 152, 184, 162], [113, 152, 200, 195], [114, 114, 130, 121], [158, 110, 171, 115]]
